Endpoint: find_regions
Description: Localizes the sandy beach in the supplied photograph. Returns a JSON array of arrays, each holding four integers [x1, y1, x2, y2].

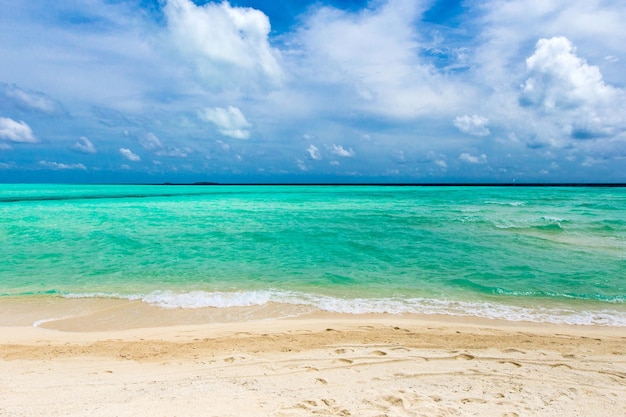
[[1, 298, 625, 417]]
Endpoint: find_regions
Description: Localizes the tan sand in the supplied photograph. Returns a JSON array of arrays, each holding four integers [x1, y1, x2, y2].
[[1, 297, 625, 416]]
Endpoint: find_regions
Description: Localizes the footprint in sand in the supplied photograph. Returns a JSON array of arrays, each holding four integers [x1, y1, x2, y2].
[[382, 395, 405, 408], [503, 348, 526, 354], [315, 378, 328, 385], [499, 360, 522, 368], [454, 353, 475, 360], [371, 350, 388, 356], [392, 326, 410, 332], [550, 363, 572, 369], [291, 399, 351, 416], [461, 397, 487, 404], [375, 393, 421, 413]]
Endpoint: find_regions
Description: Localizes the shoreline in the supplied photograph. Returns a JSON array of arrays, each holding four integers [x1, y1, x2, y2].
[[2, 298, 625, 416], [3, 290, 626, 330]]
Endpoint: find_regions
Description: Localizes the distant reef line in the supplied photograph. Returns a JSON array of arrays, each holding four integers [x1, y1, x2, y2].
[[159, 182, 626, 187]]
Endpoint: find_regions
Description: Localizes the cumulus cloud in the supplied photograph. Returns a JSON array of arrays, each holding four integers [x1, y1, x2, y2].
[[164, 0, 282, 90], [198, 106, 251, 139], [327, 144, 355, 157], [0, 117, 37, 143], [459, 153, 487, 164], [306, 145, 322, 160], [71, 136, 97, 154], [520, 36, 625, 140], [521, 37, 618, 111], [454, 115, 491, 136], [120, 147, 141, 161], [39, 161, 87, 170]]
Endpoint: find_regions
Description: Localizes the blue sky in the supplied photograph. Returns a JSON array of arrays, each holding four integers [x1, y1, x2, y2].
[[1, 0, 625, 183]]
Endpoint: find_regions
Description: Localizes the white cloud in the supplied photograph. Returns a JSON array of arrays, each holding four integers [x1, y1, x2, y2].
[[198, 106, 251, 139], [119, 148, 141, 161], [0, 2, 176, 113], [470, 2, 626, 149], [328, 144, 355, 157], [0, 117, 37, 143], [1, 0, 626, 181], [139, 132, 163, 151], [435, 159, 448, 169], [71, 136, 96, 154], [296, 158, 308, 171], [454, 115, 491, 136], [459, 153, 487, 164], [521, 37, 618, 112], [306, 145, 321, 160], [293, 0, 465, 119], [0, 143, 12, 150], [156, 147, 190, 158], [519, 36, 625, 140], [164, 0, 282, 90], [581, 156, 609, 167], [0, 84, 62, 114], [39, 161, 87, 170]]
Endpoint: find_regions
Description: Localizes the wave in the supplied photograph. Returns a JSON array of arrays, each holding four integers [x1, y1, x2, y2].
[[59, 290, 626, 327], [450, 278, 625, 303], [493, 216, 569, 231], [484, 201, 526, 207]]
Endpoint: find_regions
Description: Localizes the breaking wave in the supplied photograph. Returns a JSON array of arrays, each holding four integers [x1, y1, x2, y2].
[[60, 290, 626, 327]]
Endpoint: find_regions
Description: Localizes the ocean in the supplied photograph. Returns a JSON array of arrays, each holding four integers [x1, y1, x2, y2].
[[1, 184, 625, 326]]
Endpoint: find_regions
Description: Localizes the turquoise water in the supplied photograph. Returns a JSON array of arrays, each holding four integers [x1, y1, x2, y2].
[[1, 184, 625, 325]]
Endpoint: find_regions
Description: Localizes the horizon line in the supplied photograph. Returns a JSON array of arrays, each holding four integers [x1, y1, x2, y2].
[[3, 182, 625, 187]]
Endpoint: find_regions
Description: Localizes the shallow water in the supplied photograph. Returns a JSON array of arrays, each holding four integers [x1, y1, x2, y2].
[[1, 184, 625, 325]]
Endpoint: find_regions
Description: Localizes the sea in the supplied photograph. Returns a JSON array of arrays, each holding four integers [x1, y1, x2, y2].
[[1, 184, 625, 326]]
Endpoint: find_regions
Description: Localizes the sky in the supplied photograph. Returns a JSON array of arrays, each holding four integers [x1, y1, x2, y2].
[[0, 0, 625, 183]]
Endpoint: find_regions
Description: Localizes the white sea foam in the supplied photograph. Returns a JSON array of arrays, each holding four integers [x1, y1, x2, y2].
[[61, 290, 626, 326], [484, 201, 526, 207], [33, 318, 55, 327], [541, 216, 565, 223], [140, 290, 276, 309]]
